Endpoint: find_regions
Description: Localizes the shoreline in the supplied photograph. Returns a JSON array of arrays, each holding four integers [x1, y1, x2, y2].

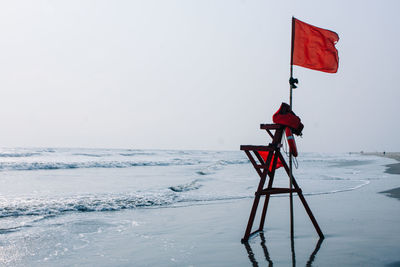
[[380, 187, 400, 200], [364, 152, 400, 201], [363, 152, 400, 174]]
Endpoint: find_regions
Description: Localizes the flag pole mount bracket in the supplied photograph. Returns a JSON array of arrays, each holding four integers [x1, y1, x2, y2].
[[289, 77, 298, 89]]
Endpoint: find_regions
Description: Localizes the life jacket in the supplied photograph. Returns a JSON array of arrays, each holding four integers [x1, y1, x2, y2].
[[272, 102, 304, 136]]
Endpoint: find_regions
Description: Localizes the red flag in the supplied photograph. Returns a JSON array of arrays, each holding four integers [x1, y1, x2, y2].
[[292, 18, 339, 73]]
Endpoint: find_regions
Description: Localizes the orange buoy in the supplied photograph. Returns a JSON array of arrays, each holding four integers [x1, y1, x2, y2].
[[285, 127, 298, 157]]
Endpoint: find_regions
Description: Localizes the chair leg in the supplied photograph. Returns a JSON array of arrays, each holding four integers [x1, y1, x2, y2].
[[258, 194, 271, 231], [277, 151, 324, 238], [258, 153, 278, 231], [297, 191, 324, 238], [242, 194, 262, 242]]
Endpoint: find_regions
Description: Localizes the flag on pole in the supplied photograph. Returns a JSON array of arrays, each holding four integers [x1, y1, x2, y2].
[[292, 18, 339, 73]]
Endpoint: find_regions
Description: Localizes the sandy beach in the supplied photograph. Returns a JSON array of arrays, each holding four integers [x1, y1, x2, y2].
[[365, 152, 400, 174], [7, 186, 398, 266], [111, 154, 400, 266], [1, 150, 400, 266]]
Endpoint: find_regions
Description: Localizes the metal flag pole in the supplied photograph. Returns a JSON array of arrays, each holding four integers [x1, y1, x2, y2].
[[288, 16, 297, 239]]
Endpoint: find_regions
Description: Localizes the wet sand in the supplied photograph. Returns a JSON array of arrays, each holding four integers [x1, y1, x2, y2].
[[364, 152, 400, 169], [380, 187, 400, 200], [379, 152, 400, 175], [365, 152, 400, 201], [2, 153, 400, 266]]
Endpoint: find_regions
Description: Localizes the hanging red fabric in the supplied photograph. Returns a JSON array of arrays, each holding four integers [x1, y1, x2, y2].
[[292, 18, 339, 73], [258, 151, 283, 171]]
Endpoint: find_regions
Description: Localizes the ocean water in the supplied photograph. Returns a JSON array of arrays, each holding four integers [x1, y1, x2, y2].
[[0, 148, 394, 265]]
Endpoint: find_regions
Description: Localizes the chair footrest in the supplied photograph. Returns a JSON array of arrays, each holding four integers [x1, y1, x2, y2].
[[256, 187, 301, 195]]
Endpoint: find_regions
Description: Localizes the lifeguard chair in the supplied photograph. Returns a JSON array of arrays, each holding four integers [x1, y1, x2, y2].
[[240, 123, 324, 242]]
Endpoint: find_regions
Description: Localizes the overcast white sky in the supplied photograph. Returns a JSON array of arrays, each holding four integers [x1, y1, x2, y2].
[[0, 0, 399, 152]]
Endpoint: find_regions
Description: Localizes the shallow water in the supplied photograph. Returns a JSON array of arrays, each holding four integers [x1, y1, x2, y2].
[[0, 148, 397, 265]]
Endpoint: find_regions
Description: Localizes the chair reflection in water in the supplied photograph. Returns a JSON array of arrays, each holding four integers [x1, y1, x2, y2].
[[243, 232, 324, 267], [240, 123, 324, 242]]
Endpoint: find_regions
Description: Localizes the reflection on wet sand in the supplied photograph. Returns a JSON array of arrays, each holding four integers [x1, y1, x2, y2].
[[243, 233, 324, 267]]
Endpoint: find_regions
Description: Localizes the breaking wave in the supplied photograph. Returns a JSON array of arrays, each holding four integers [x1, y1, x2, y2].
[[169, 179, 202, 192], [0, 181, 372, 221], [0, 157, 248, 172], [0, 159, 203, 171], [72, 153, 111, 158], [195, 159, 249, 176], [0, 152, 41, 158], [0, 193, 178, 218], [0, 190, 250, 219], [119, 152, 157, 157]]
